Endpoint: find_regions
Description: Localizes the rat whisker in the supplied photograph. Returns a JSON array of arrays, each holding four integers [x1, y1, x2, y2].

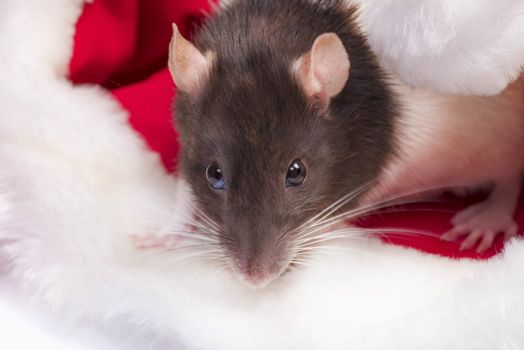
[[161, 245, 225, 258], [362, 227, 444, 240], [296, 189, 445, 239], [361, 227, 463, 247], [166, 252, 227, 265], [286, 185, 411, 239], [296, 232, 370, 249], [133, 244, 223, 263], [297, 226, 444, 248], [295, 181, 373, 232], [274, 225, 301, 247], [370, 206, 457, 215], [188, 202, 221, 228], [192, 207, 221, 231], [130, 194, 222, 235], [288, 259, 311, 267], [158, 225, 222, 239], [290, 186, 396, 235], [294, 226, 366, 243], [292, 216, 357, 242], [123, 206, 222, 241], [158, 231, 220, 243], [295, 229, 367, 245]]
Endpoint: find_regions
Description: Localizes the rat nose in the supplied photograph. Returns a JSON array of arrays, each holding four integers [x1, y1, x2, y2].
[[240, 267, 273, 289], [237, 262, 277, 289], [234, 253, 284, 289], [225, 220, 289, 288]]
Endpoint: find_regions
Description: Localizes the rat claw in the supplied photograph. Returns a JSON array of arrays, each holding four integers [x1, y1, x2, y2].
[[441, 224, 469, 242], [475, 231, 497, 253], [445, 179, 520, 252], [460, 229, 483, 251]]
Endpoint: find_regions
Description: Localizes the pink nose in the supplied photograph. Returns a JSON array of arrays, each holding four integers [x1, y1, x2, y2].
[[241, 271, 274, 289], [235, 261, 277, 289]]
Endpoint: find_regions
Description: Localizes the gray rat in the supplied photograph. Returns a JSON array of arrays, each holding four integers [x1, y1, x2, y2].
[[137, 0, 524, 288]]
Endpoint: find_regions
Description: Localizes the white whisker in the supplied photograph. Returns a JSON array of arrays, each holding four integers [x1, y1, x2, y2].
[[294, 181, 372, 232]]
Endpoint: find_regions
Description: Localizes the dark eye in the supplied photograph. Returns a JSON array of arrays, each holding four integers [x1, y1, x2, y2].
[[286, 159, 306, 187], [206, 163, 226, 190]]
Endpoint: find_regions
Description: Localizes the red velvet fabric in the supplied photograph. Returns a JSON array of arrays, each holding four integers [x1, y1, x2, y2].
[[70, 0, 214, 169], [69, 0, 523, 260]]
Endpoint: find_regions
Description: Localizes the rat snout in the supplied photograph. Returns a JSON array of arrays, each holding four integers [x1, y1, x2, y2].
[[228, 228, 290, 289], [234, 254, 283, 289], [234, 253, 286, 289]]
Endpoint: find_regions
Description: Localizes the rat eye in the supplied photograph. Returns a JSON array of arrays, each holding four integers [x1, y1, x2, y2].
[[286, 159, 306, 187], [206, 163, 226, 190]]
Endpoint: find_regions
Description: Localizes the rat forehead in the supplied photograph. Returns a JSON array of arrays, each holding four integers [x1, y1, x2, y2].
[[205, 53, 306, 104], [198, 91, 319, 146], [195, 105, 330, 165], [201, 75, 310, 125]]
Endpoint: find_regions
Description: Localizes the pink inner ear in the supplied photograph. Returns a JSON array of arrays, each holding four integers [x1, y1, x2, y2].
[[295, 52, 323, 98], [168, 24, 211, 93], [310, 33, 350, 99], [294, 33, 350, 102]]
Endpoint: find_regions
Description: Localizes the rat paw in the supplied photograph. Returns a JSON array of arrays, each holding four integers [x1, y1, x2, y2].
[[130, 233, 181, 250], [130, 220, 197, 250], [441, 179, 520, 253], [442, 222, 517, 253]]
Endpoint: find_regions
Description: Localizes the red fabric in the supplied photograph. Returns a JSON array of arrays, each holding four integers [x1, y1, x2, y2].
[[69, 0, 523, 260], [70, 0, 213, 168]]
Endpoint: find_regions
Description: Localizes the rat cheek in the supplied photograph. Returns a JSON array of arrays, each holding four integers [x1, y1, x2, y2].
[[190, 189, 225, 230]]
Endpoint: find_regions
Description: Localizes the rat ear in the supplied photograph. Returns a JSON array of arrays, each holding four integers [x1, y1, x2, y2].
[[168, 23, 212, 94], [295, 33, 350, 104]]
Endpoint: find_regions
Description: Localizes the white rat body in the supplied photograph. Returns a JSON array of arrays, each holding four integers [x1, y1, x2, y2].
[[366, 76, 524, 251]]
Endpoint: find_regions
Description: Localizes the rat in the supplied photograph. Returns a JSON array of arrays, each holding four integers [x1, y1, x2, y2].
[[134, 0, 524, 288]]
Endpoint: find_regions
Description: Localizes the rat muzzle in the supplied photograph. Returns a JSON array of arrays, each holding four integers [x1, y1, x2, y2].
[[227, 224, 290, 288]]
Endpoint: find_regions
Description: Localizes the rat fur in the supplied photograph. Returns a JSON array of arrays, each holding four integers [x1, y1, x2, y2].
[[162, 0, 524, 287]]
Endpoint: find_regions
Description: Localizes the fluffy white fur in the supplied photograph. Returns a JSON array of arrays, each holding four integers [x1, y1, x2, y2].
[[354, 0, 524, 95], [0, 0, 524, 349]]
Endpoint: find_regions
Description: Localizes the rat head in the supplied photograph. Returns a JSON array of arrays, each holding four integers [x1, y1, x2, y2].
[[168, 21, 393, 288]]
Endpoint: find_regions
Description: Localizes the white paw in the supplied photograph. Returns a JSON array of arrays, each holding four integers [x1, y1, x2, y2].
[[441, 200, 518, 253], [130, 233, 182, 250]]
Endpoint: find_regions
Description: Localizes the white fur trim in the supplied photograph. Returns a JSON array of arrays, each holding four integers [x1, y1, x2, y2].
[[0, 0, 523, 349], [354, 0, 524, 95]]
